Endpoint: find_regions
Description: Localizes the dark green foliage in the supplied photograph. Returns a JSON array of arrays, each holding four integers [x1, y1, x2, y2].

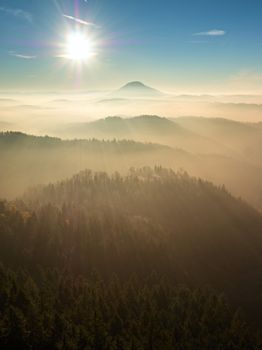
[[1, 167, 262, 348], [0, 265, 259, 350]]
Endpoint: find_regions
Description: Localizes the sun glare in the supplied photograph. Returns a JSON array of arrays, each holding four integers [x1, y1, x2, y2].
[[65, 32, 95, 62]]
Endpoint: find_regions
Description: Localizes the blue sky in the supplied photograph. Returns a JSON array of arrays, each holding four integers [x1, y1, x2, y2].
[[1, 0, 262, 92]]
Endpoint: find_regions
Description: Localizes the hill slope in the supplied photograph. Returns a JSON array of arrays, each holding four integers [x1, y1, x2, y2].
[[1, 131, 262, 213], [174, 116, 262, 165], [10, 167, 262, 326], [1, 168, 262, 347], [59, 115, 228, 155]]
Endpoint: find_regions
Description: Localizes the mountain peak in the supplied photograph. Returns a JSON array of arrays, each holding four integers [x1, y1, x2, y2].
[[122, 81, 148, 89], [114, 81, 163, 97]]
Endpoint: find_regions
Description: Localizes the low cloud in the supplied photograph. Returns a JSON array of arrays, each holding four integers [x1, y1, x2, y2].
[[193, 29, 226, 36], [0, 7, 32, 23], [9, 52, 36, 59], [62, 14, 96, 26]]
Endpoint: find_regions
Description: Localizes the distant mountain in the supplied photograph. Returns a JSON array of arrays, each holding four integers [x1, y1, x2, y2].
[[58, 115, 231, 155], [0, 131, 171, 152], [0, 131, 176, 198], [60, 115, 184, 136], [88, 115, 185, 135], [1, 130, 262, 212], [173, 116, 262, 165], [173, 116, 256, 135], [112, 81, 163, 98]]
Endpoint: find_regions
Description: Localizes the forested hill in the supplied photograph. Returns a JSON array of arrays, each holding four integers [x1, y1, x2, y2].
[[1, 167, 262, 347], [0, 131, 176, 199], [6, 168, 262, 322], [0, 131, 171, 152], [1, 131, 262, 215]]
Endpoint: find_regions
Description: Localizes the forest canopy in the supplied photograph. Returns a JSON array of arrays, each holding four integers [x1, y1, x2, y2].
[[0, 168, 262, 348]]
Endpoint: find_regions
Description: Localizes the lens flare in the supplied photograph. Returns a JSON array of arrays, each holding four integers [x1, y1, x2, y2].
[[65, 32, 95, 62]]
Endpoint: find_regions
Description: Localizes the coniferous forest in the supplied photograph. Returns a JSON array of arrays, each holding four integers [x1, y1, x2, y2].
[[1, 166, 262, 348], [1, 1, 262, 347]]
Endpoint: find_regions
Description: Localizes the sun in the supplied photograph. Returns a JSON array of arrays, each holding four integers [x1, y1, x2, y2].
[[65, 31, 95, 62]]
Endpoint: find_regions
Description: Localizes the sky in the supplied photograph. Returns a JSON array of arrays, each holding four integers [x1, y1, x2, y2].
[[1, 0, 262, 93]]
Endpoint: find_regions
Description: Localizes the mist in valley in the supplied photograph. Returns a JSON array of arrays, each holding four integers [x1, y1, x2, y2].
[[2, 85, 262, 136], [1, 0, 262, 348], [1, 82, 262, 214], [2, 84, 262, 350]]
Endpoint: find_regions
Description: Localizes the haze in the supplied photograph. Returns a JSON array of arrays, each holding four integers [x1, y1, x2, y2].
[[1, 0, 262, 348]]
